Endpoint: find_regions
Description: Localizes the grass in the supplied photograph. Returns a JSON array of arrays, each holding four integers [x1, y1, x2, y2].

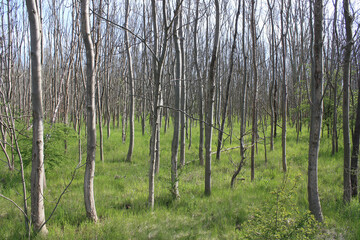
[[0, 118, 359, 239]]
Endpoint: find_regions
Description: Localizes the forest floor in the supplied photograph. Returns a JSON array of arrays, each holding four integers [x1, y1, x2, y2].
[[0, 120, 359, 239]]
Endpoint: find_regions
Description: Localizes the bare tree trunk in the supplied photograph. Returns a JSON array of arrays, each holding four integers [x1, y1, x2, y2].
[[351, 66, 360, 198], [250, 0, 258, 181], [81, 0, 98, 222], [216, 0, 240, 161], [343, 0, 353, 204], [308, 0, 324, 222], [267, 0, 275, 151], [25, 0, 48, 234], [193, 0, 204, 166], [141, 1, 147, 137], [149, 0, 169, 209], [94, 0, 104, 163], [171, 1, 182, 198], [240, 0, 248, 161], [204, 0, 220, 196], [125, 0, 134, 163], [280, 0, 290, 173], [331, 0, 339, 156]]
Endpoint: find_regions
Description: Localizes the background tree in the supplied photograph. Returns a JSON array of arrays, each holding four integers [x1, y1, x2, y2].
[[250, 0, 258, 181], [125, 0, 134, 163], [342, 0, 353, 204]]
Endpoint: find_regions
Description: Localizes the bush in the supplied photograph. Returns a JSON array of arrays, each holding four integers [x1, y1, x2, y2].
[[19, 123, 78, 170], [239, 175, 322, 240]]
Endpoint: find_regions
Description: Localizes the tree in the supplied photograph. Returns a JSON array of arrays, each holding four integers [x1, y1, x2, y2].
[[193, 0, 204, 165], [25, 0, 48, 234], [94, 0, 104, 163], [240, 0, 248, 161], [179, 5, 186, 167], [280, 0, 290, 173], [149, 0, 171, 208], [204, 0, 220, 195], [342, 0, 353, 204], [170, 0, 182, 198], [216, 0, 241, 161], [81, 0, 98, 222], [351, 65, 360, 198], [267, 0, 276, 151], [125, 0, 134, 163], [250, 0, 258, 181], [308, 0, 324, 222]]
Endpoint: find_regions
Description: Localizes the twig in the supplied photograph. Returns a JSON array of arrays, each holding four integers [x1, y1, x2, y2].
[[157, 105, 234, 138], [0, 193, 29, 221], [211, 146, 241, 155], [37, 163, 85, 233]]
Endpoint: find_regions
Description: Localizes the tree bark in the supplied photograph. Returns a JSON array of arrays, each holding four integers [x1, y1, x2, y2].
[[149, 0, 169, 209], [240, 0, 248, 161], [25, 0, 48, 234], [81, 0, 98, 222], [351, 67, 360, 198], [250, 0, 258, 181], [343, 0, 353, 204], [267, 0, 275, 151], [171, 1, 182, 198], [179, 7, 186, 167], [331, 0, 339, 156], [193, 0, 204, 166], [125, 0, 134, 163], [216, 0, 240, 161], [204, 0, 220, 196], [280, 0, 289, 173], [308, 0, 324, 222]]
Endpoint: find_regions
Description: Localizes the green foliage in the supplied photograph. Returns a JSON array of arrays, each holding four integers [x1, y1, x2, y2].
[[44, 123, 78, 169], [19, 123, 78, 170], [1, 119, 359, 239], [239, 175, 321, 240]]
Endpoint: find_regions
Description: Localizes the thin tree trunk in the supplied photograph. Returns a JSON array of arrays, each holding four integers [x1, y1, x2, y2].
[[149, 0, 169, 209], [179, 8, 186, 167], [331, 0, 339, 156], [204, 0, 220, 196], [171, 1, 182, 198], [216, 0, 240, 161], [81, 0, 98, 222], [25, 0, 48, 234], [280, 0, 289, 173], [343, 0, 353, 204], [193, 0, 204, 166], [308, 0, 324, 222], [351, 67, 360, 198], [94, 0, 104, 163], [240, 0, 248, 161], [125, 0, 134, 163], [250, 0, 258, 181], [268, 0, 275, 151]]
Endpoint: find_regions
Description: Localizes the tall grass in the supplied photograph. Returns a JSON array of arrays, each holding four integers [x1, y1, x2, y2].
[[0, 119, 359, 239]]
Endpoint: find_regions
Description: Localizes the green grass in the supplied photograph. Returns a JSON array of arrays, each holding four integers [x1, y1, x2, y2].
[[0, 118, 359, 239]]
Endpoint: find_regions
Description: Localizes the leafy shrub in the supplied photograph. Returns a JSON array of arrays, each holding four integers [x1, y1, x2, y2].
[[238, 175, 322, 240], [19, 123, 78, 170]]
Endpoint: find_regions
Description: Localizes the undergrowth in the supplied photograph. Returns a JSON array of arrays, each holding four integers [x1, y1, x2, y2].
[[0, 120, 359, 239]]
